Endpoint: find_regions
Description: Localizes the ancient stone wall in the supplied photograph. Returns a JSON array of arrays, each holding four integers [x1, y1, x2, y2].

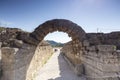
[[1, 19, 120, 80], [61, 40, 84, 76], [0, 41, 53, 80], [26, 41, 53, 80], [62, 40, 82, 66], [86, 32, 120, 49], [61, 39, 120, 80], [82, 41, 120, 80], [0, 42, 2, 78]]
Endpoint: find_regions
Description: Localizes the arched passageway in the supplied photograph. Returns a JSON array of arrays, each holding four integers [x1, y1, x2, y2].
[[28, 19, 86, 45], [1, 19, 87, 80], [25, 19, 86, 80], [1, 19, 120, 80]]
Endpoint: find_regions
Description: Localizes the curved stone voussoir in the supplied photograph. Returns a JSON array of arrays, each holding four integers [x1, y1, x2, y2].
[[30, 32, 41, 41], [31, 19, 86, 44]]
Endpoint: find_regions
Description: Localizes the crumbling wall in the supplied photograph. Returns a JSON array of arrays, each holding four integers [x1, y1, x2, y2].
[[61, 39, 84, 76], [26, 41, 53, 80], [62, 40, 82, 65], [0, 42, 2, 79], [1, 19, 120, 80], [86, 32, 120, 49], [1, 41, 53, 80], [0, 27, 54, 80], [82, 41, 120, 80], [62, 38, 120, 80]]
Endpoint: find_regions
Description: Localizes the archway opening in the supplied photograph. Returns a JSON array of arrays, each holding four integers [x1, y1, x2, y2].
[[25, 19, 86, 80], [44, 31, 72, 47], [33, 31, 75, 80]]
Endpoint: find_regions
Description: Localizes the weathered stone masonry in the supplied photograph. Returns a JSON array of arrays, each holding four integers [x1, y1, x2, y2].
[[0, 27, 53, 80], [1, 41, 53, 80], [61, 33, 120, 80], [0, 42, 2, 78], [0, 19, 120, 80]]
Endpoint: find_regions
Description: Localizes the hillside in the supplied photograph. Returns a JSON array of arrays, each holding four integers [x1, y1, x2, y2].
[[0, 27, 5, 32], [46, 40, 64, 47]]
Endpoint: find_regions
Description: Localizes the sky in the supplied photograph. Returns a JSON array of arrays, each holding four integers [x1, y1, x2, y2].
[[0, 0, 120, 43]]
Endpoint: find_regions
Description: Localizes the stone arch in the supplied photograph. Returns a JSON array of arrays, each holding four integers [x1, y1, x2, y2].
[[29, 19, 86, 45], [0, 19, 86, 80], [24, 19, 86, 79]]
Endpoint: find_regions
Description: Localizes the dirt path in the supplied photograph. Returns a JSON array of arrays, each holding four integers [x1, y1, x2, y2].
[[35, 49, 86, 80]]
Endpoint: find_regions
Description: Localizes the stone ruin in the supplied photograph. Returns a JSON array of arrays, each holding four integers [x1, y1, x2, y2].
[[0, 27, 53, 80], [61, 31, 120, 80], [0, 19, 120, 80], [62, 39, 120, 80]]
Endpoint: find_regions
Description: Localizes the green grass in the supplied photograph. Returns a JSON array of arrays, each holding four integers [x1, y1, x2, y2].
[[42, 52, 53, 66], [0, 27, 5, 32]]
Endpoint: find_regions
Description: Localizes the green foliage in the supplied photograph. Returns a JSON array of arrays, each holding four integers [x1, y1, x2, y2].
[[46, 40, 64, 47], [0, 27, 5, 32], [42, 52, 53, 66], [54, 43, 63, 47]]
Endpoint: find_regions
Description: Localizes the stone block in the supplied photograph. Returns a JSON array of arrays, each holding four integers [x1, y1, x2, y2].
[[0, 42, 2, 60], [84, 61, 120, 80], [1, 47, 18, 70], [102, 64, 120, 72], [83, 40, 89, 47], [10, 39, 23, 48], [97, 45, 116, 52], [1, 47, 18, 80], [0, 50, 1, 74], [86, 46, 96, 51], [0, 42, 2, 48], [75, 64, 85, 76]]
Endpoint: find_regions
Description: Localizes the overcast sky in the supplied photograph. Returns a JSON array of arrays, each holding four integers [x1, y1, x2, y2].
[[0, 0, 120, 43]]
